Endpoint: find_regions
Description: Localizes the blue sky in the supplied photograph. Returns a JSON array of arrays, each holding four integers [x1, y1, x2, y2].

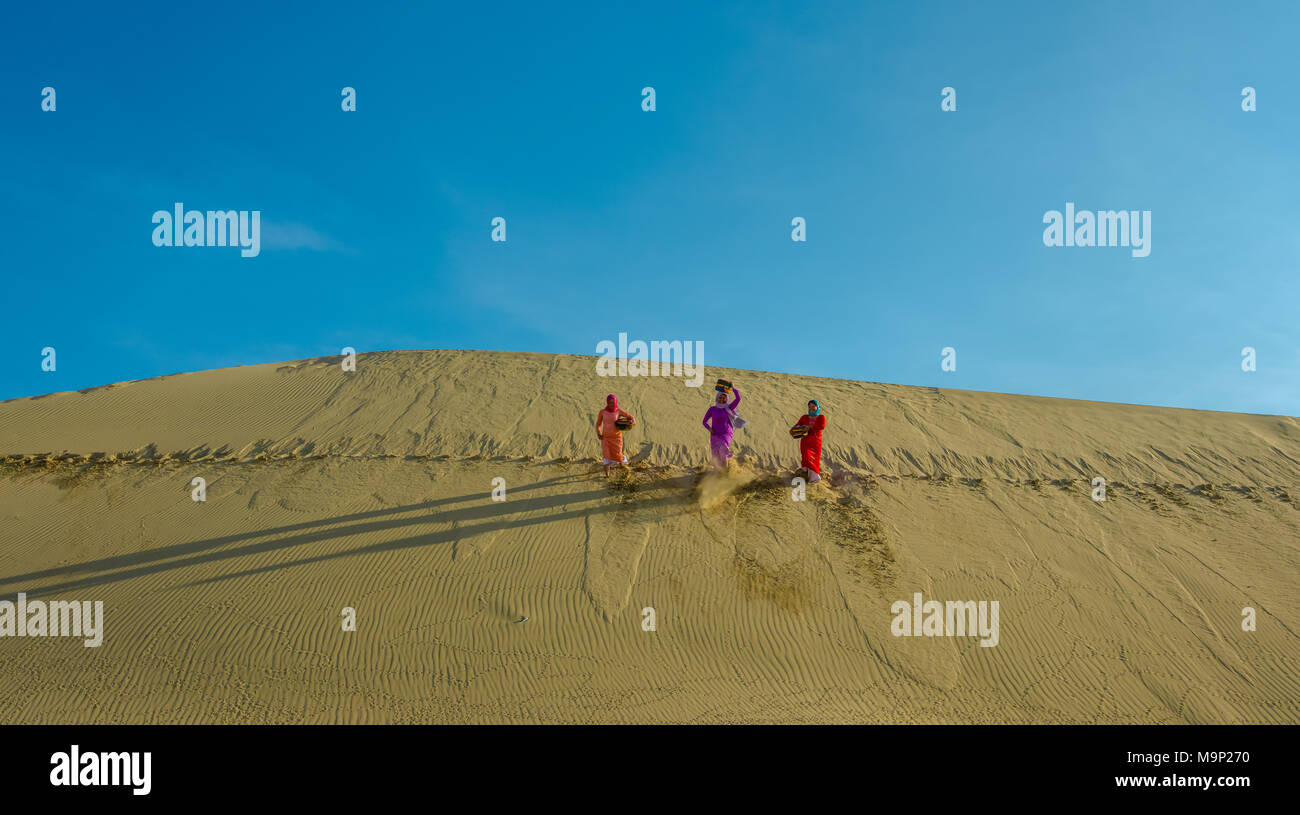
[[2, 0, 1297, 414]]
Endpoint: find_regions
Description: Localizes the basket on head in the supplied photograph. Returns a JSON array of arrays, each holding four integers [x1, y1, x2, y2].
[[614, 416, 634, 431], [715, 378, 733, 394], [789, 424, 810, 439]]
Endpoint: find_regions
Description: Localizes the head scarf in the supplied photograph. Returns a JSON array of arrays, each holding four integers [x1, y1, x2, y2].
[[606, 394, 618, 410], [807, 400, 820, 417], [716, 391, 727, 404]]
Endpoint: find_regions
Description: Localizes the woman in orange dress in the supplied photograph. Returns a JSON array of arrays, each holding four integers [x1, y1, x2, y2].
[[596, 394, 635, 476]]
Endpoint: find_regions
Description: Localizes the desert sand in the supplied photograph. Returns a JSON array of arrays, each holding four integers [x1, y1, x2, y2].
[[0, 349, 1297, 723]]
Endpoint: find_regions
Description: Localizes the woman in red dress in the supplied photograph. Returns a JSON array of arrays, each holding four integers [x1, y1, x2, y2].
[[793, 399, 826, 482]]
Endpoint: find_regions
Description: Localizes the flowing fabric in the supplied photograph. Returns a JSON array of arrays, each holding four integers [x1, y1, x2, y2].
[[709, 435, 732, 467]]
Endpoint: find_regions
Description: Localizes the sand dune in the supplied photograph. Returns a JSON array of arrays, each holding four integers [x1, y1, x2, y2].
[[1, 349, 1297, 723]]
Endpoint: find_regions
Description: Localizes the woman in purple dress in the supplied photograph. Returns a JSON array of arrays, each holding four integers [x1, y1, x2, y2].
[[702, 385, 741, 470]]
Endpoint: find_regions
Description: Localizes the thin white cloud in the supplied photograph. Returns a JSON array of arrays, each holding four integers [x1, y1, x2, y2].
[[261, 221, 350, 253]]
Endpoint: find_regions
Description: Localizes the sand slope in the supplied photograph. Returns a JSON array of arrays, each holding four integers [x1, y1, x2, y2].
[[0, 349, 1297, 723]]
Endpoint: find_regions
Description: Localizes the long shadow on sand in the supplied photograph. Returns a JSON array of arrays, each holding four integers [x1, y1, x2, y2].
[[5, 472, 698, 598], [1, 472, 592, 586]]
